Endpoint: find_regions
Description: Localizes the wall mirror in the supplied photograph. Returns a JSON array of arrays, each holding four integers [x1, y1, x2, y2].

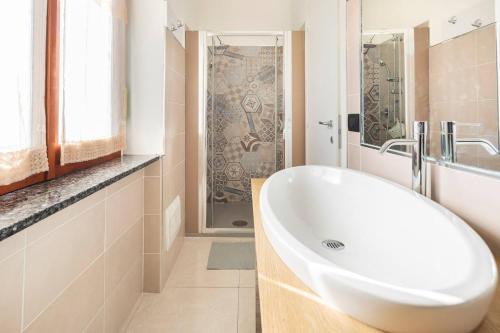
[[361, 0, 500, 174]]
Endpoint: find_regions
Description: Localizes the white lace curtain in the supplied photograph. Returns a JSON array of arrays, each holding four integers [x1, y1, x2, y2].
[[59, 0, 127, 165], [0, 0, 49, 186]]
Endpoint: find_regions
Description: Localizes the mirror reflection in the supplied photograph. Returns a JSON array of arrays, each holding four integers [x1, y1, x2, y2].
[[361, 0, 500, 173], [362, 32, 407, 147]]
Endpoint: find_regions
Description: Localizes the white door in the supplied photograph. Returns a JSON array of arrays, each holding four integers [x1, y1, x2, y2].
[[305, 0, 341, 166]]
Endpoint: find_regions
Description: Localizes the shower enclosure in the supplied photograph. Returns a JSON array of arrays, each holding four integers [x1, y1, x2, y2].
[[205, 33, 285, 231], [362, 32, 407, 147]]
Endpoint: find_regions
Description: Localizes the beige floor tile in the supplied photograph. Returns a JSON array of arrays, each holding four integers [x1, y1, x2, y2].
[[239, 270, 256, 288], [126, 288, 238, 333], [165, 237, 244, 287], [238, 288, 256, 333]]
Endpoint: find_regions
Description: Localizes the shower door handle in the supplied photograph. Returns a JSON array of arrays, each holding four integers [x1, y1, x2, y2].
[[318, 120, 334, 129]]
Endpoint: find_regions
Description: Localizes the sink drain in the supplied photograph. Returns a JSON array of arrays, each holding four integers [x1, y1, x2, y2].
[[322, 240, 345, 250], [232, 220, 248, 227]]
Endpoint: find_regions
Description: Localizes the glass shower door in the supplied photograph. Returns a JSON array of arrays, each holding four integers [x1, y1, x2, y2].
[[206, 34, 285, 230]]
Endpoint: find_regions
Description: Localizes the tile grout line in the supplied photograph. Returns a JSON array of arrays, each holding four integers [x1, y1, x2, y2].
[[82, 305, 104, 332], [20, 231, 27, 331], [22, 252, 106, 331]]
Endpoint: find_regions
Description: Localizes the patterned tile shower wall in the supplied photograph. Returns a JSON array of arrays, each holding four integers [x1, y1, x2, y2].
[[207, 45, 284, 204]]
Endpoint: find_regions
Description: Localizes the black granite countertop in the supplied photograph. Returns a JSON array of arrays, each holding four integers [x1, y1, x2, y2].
[[0, 155, 159, 241]]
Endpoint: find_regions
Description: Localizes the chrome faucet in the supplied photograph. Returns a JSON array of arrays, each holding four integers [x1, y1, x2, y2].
[[379, 121, 428, 196], [440, 121, 500, 163]]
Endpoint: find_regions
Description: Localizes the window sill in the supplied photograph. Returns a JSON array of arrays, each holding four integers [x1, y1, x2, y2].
[[0, 154, 159, 241]]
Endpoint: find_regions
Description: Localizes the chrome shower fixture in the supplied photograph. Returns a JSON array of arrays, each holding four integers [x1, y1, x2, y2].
[[472, 19, 483, 28], [362, 34, 376, 55], [168, 20, 184, 32]]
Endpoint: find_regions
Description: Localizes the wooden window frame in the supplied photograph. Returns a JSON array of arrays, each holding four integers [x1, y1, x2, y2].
[[0, 0, 121, 196]]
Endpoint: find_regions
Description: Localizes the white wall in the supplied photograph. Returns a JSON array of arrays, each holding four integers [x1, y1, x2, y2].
[[168, 0, 305, 31], [126, 0, 166, 155]]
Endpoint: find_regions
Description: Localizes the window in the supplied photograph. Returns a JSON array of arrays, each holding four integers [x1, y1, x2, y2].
[[59, 0, 127, 165], [0, 0, 127, 195], [0, 0, 49, 189]]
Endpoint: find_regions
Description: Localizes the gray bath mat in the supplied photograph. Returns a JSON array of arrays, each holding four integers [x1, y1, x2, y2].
[[207, 242, 256, 270]]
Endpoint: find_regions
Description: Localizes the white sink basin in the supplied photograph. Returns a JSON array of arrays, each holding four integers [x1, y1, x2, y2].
[[260, 166, 497, 333]]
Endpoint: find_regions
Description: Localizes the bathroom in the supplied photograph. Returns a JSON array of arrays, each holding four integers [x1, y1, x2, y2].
[[0, 0, 499, 332]]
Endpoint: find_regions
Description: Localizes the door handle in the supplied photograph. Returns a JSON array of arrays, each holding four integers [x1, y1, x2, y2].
[[318, 120, 333, 129]]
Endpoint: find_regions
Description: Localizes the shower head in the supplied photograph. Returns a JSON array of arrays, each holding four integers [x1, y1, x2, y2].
[[379, 59, 386, 66], [362, 43, 376, 55], [362, 34, 377, 55]]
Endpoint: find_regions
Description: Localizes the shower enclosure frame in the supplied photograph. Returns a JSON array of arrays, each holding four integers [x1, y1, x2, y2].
[[197, 31, 293, 234], [360, 29, 414, 149]]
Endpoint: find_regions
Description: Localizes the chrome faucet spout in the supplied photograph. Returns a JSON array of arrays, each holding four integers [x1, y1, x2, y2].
[[440, 121, 500, 163], [457, 138, 500, 155], [378, 122, 428, 196], [379, 139, 417, 154]]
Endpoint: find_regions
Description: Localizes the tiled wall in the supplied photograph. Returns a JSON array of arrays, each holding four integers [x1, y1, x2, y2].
[[347, 0, 500, 255], [292, 31, 306, 167], [185, 31, 200, 234], [0, 171, 145, 333], [207, 45, 285, 204], [161, 31, 186, 289], [429, 24, 499, 170]]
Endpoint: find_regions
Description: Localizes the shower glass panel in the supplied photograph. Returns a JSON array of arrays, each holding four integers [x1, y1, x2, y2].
[[206, 34, 284, 230], [362, 33, 406, 148]]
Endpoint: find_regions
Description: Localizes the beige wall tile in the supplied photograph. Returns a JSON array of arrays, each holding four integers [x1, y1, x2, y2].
[[0, 230, 25, 263], [164, 133, 186, 175], [144, 161, 161, 177], [105, 219, 143, 298], [165, 161, 186, 207], [27, 191, 105, 244], [347, 93, 360, 114], [478, 62, 498, 100], [161, 220, 185, 288], [105, 260, 143, 333], [185, 31, 199, 234], [83, 307, 104, 333], [0, 251, 24, 333], [431, 164, 500, 254], [166, 102, 186, 138], [346, 0, 360, 53], [144, 177, 161, 215], [24, 256, 105, 333], [144, 253, 161, 292], [106, 177, 143, 248], [450, 67, 477, 102], [106, 171, 143, 198], [360, 146, 412, 188], [292, 31, 306, 167], [449, 30, 476, 70], [166, 31, 185, 74], [477, 25, 497, 64], [347, 132, 360, 145], [348, 144, 361, 171], [165, 69, 186, 105], [478, 99, 499, 136], [24, 202, 105, 325], [144, 214, 161, 254]]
